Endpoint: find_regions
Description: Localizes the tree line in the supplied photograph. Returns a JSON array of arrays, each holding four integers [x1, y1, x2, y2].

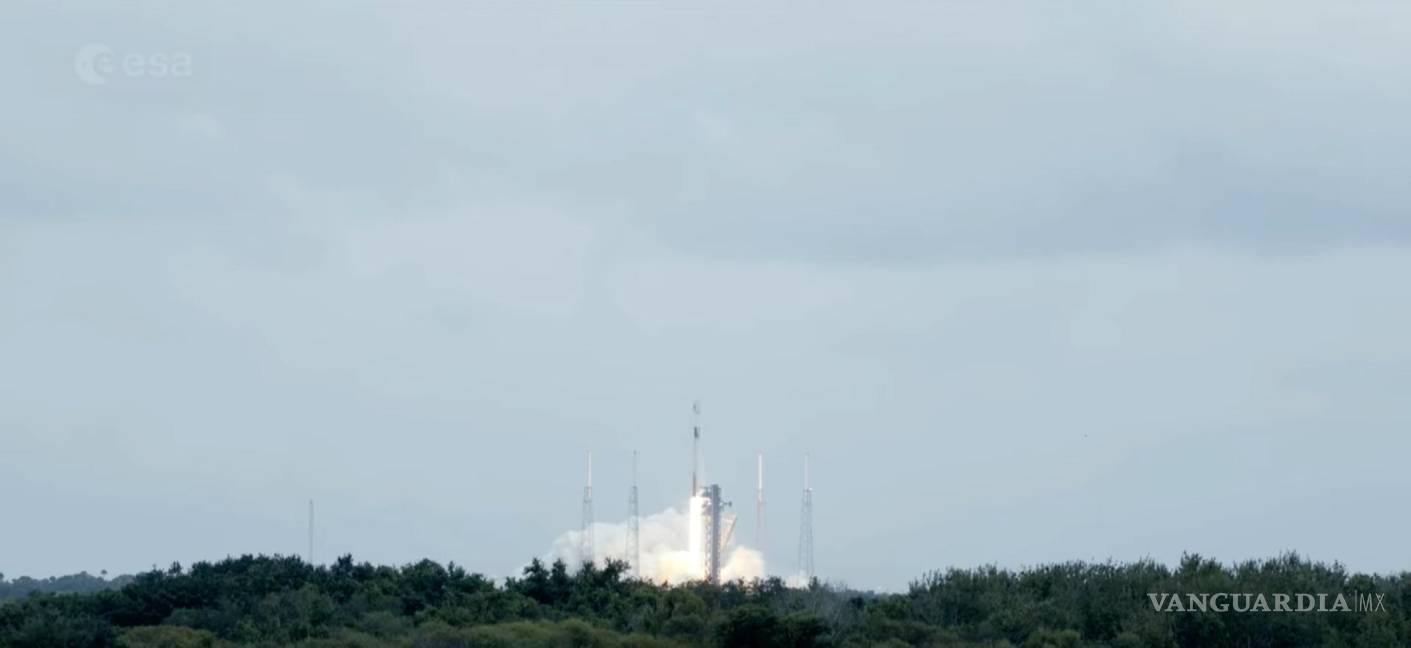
[[1, 552, 1409, 647], [1, 571, 133, 600]]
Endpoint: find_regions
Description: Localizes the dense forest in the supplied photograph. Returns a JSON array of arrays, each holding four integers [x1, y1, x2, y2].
[[1, 553, 1408, 647]]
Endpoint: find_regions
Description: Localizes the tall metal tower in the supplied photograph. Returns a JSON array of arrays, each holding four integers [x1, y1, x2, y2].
[[628, 450, 640, 577], [307, 499, 315, 566], [798, 453, 814, 581], [756, 452, 766, 552], [582, 450, 594, 564], [702, 484, 727, 584]]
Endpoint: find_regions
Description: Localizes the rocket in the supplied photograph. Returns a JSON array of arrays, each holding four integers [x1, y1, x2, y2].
[[691, 400, 701, 497]]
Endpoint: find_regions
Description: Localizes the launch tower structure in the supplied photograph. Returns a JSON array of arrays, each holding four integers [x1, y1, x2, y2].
[[704, 484, 728, 583]]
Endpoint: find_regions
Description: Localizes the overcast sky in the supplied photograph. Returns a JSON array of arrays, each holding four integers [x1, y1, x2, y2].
[[2, 1, 1410, 590]]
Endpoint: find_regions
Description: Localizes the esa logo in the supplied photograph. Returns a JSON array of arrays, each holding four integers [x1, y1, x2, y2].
[[73, 43, 193, 86]]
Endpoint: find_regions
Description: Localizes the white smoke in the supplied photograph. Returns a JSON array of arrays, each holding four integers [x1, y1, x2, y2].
[[545, 506, 766, 584]]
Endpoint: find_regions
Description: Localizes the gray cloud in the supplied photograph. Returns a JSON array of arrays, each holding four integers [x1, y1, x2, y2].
[[8, 2, 1409, 260]]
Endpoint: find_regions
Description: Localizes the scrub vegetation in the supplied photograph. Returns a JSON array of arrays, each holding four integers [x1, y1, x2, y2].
[[2, 553, 1408, 647]]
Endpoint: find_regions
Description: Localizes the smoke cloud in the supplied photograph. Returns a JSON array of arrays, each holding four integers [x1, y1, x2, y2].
[[545, 507, 765, 584]]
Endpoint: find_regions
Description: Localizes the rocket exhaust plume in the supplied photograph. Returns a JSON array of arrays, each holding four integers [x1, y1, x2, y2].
[[541, 401, 771, 584], [546, 507, 764, 584]]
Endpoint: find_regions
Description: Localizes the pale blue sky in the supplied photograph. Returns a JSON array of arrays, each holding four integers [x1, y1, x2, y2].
[[2, 1, 1410, 590]]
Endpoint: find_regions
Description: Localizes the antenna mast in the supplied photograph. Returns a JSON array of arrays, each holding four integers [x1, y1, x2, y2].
[[798, 453, 814, 582], [307, 499, 315, 566], [756, 452, 766, 552], [582, 450, 594, 564], [628, 450, 640, 577]]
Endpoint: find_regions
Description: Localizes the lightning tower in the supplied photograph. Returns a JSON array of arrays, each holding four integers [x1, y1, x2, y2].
[[628, 450, 640, 576], [582, 450, 594, 564], [756, 452, 766, 552], [307, 499, 315, 566], [798, 453, 814, 581]]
